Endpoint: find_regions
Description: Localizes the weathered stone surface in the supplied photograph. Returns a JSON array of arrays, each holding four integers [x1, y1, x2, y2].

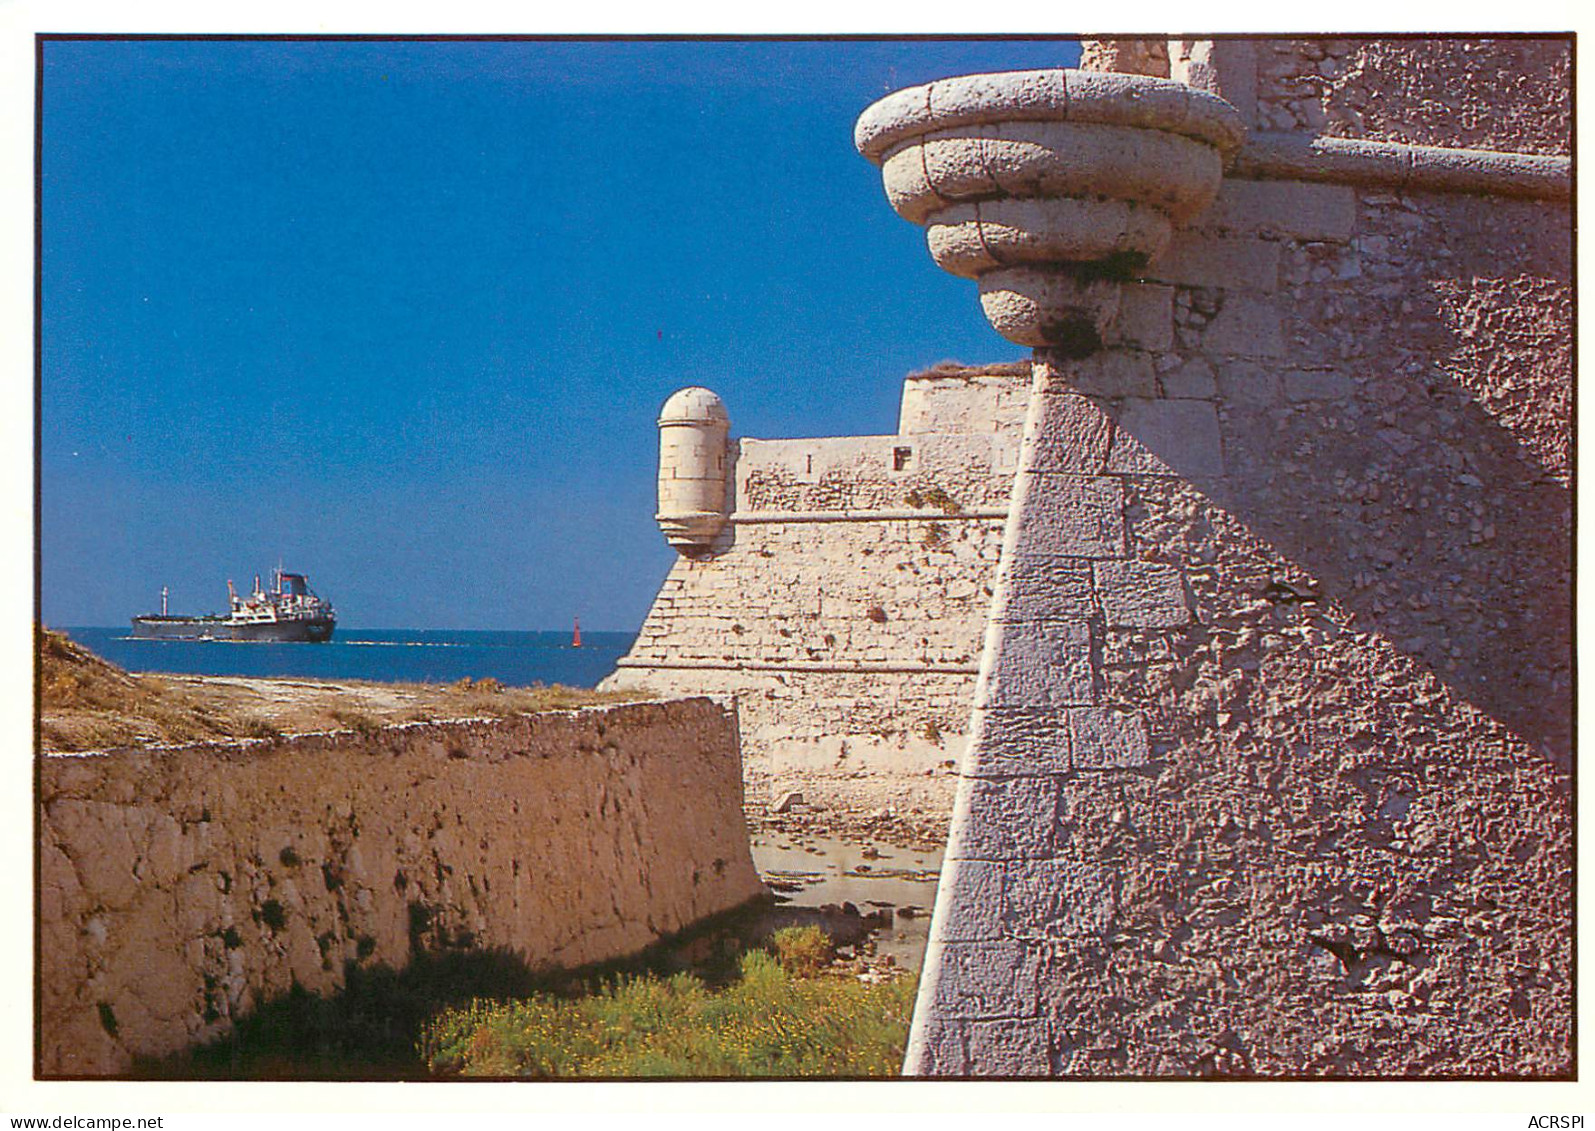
[[1149, 231, 1280, 292], [928, 858, 1006, 942], [1201, 293, 1285, 357], [1008, 474, 1125, 558], [1093, 560, 1190, 627], [1105, 398, 1226, 479], [964, 710, 1071, 776], [1161, 357, 1218, 398], [856, 69, 1243, 347], [944, 776, 1057, 861], [998, 555, 1095, 621], [38, 700, 764, 1077], [856, 67, 1244, 161], [975, 619, 1093, 709], [1022, 393, 1113, 473], [923, 941, 1043, 1020], [1284, 369, 1356, 401], [1116, 284, 1176, 351], [1079, 39, 1170, 78], [927, 197, 1165, 280], [1066, 707, 1151, 769], [977, 267, 1125, 351], [967, 1016, 1053, 1076], [1004, 857, 1116, 937], [1038, 349, 1157, 398], [1194, 177, 1358, 241]]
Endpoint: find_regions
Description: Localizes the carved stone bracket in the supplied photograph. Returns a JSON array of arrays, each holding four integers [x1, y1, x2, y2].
[[855, 69, 1245, 351]]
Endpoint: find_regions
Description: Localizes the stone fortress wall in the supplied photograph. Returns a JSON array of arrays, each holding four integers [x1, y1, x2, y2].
[[603, 366, 1032, 816], [865, 37, 1572, 1077], [38, 698, 763, 1076]]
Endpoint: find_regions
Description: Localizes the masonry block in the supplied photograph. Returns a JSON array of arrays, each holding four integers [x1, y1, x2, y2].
[[1160, 356, 1218, 398], [1067, 707, 1151, 769], [1024, 393, 1114, 473], [1116, 283, 1175, 351], [1094, 560, 1191, 626], [927, 940, 1043, 1020], [976, 619, 1094, 709], [1105, 399, 1226, 479], [968, 1016, 1053, 1076], [907, 1014, 972, 1074], [1194, 177, 1358, 242], [929, 858, 1007, 942], [1010, 474, 1125, 557], [1215, 359, 1282, 405], [965, 709, 1071, 775], [1004, 857, 1116, 938], [998, 556, 1095, 621], [1202, 294, 1285, 357], [946, 775, 1058, 860], [1039, 350, 1157, 397], [1148, 230, 1281, 291]]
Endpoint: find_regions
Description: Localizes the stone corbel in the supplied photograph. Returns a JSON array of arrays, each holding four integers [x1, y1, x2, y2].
[[855, 69, 1246, 353]]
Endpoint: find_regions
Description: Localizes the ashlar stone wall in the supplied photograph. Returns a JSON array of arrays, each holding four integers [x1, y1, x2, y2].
[[905, 37, 1571, 1077], [38, 698, 764, 1077], [604, 365, 1030, 817]]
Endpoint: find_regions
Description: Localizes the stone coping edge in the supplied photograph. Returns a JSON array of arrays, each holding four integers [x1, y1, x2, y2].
[[614, 659, 981, 675], [855, 68, 1247, 162], [1232, 132, 1571, 201], [730, 509, 1010, 524], [37, 696, 700, 761]]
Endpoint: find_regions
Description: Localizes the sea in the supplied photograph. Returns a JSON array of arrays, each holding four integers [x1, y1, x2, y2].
[[59, 627, 635, 690]]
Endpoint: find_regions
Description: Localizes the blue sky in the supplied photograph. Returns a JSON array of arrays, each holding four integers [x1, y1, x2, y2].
[[41, 37, 1080, 630]]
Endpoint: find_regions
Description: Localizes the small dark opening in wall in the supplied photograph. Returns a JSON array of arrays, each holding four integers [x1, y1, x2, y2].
[[893, 446, 912, 471], [806, 454, 813, 474]]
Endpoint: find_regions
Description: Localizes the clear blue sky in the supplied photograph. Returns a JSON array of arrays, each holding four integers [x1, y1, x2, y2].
[[41, 37, 1080, 630]]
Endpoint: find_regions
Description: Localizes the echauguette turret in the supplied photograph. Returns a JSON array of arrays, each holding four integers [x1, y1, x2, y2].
[[655, 386, 731, 551]]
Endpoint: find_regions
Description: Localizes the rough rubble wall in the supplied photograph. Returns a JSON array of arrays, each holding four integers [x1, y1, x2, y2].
[[1252, 38, 1572, 157], [604, 368, 1029, 814], [908, 126, 1572, 1072], [38, 699, 764, 1076]]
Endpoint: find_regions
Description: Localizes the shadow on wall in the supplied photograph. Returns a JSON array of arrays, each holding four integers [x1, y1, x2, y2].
[[129, 948, 547, 1080], [1112, 194, 1571, 769]]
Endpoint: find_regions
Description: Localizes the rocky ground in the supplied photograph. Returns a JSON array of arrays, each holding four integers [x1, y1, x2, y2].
[[745, 788, 949, 853]]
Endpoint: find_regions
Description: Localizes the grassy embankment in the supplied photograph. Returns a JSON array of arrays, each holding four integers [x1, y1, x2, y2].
[[141, 926, 914, 1079], [37, 626, 640, 753], [420, 927, 916, 1078]]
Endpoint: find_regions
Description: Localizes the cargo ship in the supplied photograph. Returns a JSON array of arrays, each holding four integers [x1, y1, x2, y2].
[[132, 569, 336, 642]]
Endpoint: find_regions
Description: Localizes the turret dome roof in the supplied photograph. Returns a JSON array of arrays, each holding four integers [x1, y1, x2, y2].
[[658, 386, 729, 424]]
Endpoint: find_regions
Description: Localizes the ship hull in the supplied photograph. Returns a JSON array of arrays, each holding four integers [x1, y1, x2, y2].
[[131, 616, 335, 643]]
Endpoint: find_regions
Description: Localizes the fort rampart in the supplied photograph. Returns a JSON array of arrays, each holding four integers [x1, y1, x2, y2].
[[604, 366, 1032, 817], [38, 698, 764, 1076], [864, 37, 1572, 1076]]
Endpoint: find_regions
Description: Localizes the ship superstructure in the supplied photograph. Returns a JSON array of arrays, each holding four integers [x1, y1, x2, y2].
[[132, 569, 336, 642]]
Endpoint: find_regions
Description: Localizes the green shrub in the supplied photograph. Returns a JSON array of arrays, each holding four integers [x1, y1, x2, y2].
[[770, 926, 830, 976]]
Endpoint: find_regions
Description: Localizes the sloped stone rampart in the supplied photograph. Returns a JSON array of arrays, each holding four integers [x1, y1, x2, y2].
[[38, 699, 764, 1077], [905, 177, 1572, 1077], [604, 367, 1030, 813]]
